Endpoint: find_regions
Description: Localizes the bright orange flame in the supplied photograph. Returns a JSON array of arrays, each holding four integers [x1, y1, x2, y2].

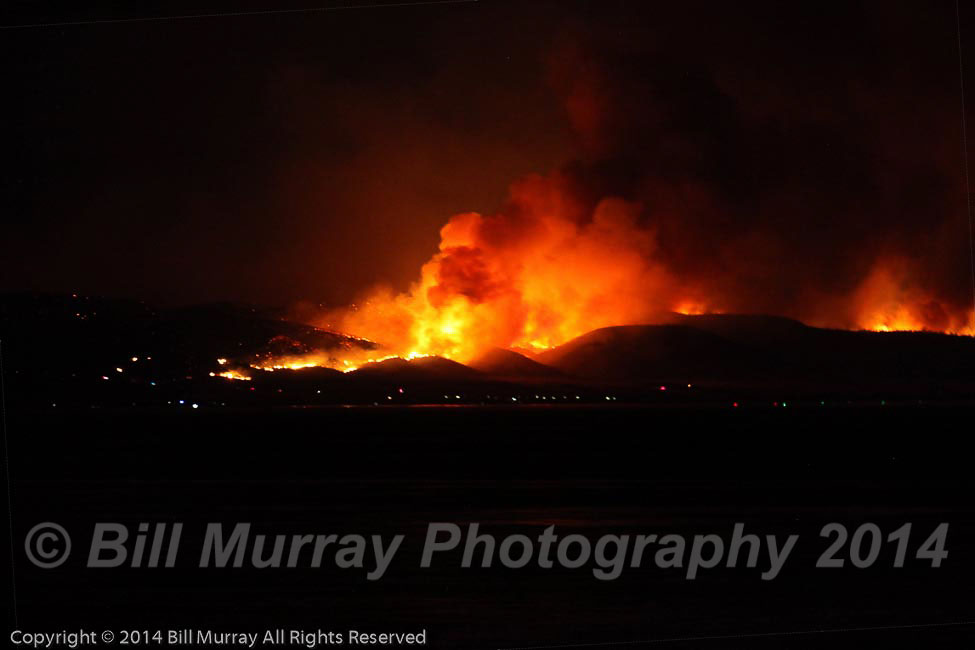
[[320, 185, 683, 364], [852, 260, 974, 335], [216, 370, 252, 381], [247, 350, 431, 373], [672, 300, 716, 316], [258, 177, 973, 372]]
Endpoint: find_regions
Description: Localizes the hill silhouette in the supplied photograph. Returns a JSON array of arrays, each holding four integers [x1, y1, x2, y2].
[[3, 294, 974, 406], [536, 315, 975, 390], [468, 348, 567, 380]]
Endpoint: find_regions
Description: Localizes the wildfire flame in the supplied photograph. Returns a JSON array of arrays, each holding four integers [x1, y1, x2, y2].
[[852, 260, 974, 335], [216, 172, 972, 378], [319, 184, 681, 367], [216, 370, 252, 381], [314, 175, 972, 370]]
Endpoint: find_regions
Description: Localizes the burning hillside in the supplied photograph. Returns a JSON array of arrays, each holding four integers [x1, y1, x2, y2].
[[251, 174, 974, 375], [249, 22, 975, 374]]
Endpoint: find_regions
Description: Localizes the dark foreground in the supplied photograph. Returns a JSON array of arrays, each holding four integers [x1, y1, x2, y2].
[[5, 405, 975, 648]]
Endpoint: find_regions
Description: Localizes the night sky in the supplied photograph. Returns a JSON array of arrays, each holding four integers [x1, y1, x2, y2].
[[4, 0, 975, 317]]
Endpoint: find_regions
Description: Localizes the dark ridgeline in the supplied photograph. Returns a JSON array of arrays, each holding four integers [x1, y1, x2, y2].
[[2, 292, 973, 409]]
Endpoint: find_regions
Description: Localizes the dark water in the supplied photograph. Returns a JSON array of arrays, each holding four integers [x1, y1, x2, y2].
[[6, 405, 975, 648]]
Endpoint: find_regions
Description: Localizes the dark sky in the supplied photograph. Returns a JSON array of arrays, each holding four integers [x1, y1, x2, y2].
[[3, 0, 975, 315]]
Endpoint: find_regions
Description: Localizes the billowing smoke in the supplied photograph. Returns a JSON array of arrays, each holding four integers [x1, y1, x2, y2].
[[326, 178, 680, 362], [315, 7, 975, 364]]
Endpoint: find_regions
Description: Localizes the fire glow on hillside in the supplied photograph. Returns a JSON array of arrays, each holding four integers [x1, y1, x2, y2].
[[226, 171, 974, 377]]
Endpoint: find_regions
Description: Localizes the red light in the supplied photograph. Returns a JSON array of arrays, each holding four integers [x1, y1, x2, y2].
[[733, 402, 739, 407], [659, 385, 666, 391]]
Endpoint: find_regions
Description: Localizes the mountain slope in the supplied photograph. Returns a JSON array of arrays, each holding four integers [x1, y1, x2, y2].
[[468, 348, 565, 380]]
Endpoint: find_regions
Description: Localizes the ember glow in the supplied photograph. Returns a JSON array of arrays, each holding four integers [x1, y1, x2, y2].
[[216, 370, 252, 381], [240, 349, 432, 374]]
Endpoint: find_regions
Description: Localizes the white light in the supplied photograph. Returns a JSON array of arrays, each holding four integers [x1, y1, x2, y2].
[[192, 403, 199, 409]]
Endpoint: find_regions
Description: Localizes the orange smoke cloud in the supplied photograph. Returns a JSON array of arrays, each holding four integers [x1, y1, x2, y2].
[[851, 258, 974, 335], [294, 32, 975, 367], [308, 170, 973, 371], [321, 173, 687, 363]]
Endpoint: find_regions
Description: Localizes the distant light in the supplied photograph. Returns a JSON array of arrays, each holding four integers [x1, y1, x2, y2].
[[773, 401, 778, 407], [178, 400, 185, 404], [115, 367, 123, 373], [687, 383, 692, 388], [733, 402, 739, 408], [659, 386, 667, 391], [511, 397, 517, 401], [150, 381, 156, 386], [387, 396, 392, 400], [881, 400, 886, 406], [782, 402, 788, 407], [455, 395, 460, 399], [316, 390, 321, 394], [209, 372, 216, 377], [605, 396, 611, 400], [191, 403, 199, 409], [217, 358, 228, 365], [101, 376, 109, 381], [398, 388, 404, 394], [131, 357, 139, 362]]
